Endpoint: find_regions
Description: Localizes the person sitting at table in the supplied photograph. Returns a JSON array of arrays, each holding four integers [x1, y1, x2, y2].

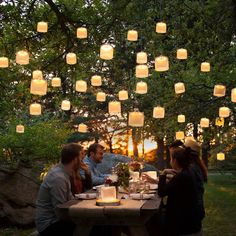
[[36, 143, 84, 236], [81, 143, 108, 186], [70, 145, 92, 195]]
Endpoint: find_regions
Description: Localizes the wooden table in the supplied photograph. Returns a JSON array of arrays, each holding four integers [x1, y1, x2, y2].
[[57, 194, 161, 236]]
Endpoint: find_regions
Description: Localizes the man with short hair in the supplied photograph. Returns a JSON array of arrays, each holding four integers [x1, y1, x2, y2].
[[82, 143, 108, 186], [36, 143, 81, 236]]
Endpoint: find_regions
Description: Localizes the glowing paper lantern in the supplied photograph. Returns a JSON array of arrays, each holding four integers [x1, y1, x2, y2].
[[37, 22, 48, 33], [127, 30, 138, 41], [101, 186, 117, 201], [16, 125, 24, 133], [96, 92, 106, 102], [219, 107, 230, 118], [118, 90, 128, 101], [128, 112, 144, 127], [174, 82, 185, 94], [155, 56, 169, 71], [200, 118, 209, 128], [201, 62, 210, 72], [76, 27, 87, 39], [51, 77, 61, 87], [78, 123, 87, 133], [30, 103, 41, 115], [215, 117, 224, 127], [108, 101, 121, 114], [30, 78, 47, 95], [153, 106, 165, 118], [177, 49, 187, 59], [217, 153, 225, 161], [178, 115, 185, 123], [91, 75, 102, 86], [75, 80, 87, 92], [16, 51, 29, 65], [61, 100, 71, 111], [136, 81, 147, 94], [231, 88, 236, 102], [156, 22, 167, 33], [0, 57, 9, 68], [32, 70, 43, 80], [66, 53, 77, 65], [136, 52, 147, 64], [213, 85, 226, 97], [176, 131, 185, 140], [100, 44, 113, 60], [135, 65, 149, 78]]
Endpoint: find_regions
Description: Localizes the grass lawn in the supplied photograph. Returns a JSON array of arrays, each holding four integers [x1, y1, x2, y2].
[[0, 173, 236, 236]]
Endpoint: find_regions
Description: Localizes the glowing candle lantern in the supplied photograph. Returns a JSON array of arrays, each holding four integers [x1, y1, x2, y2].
[[91, 75, 102, 86], [76, 27, 87, 39], [96, 92, 106, 102], [215, 117, 224, 127], [231, 88, 236, 102], [127, 30, 138, 41], [176, 131, 185, 140], [51, 77, 61, 87], [16, 125, 24, 133], [201, 62, 210, 72], [61, 100, 71, 111], [37, 22, 48, 33], [217, 152, 225, 161], [75, 80, 87, 92], [174, 82, 185, 94], [30, 78, 47, 96], [30, 103, 41, 115], [135, 65, 149, 78], [32, 70, 43, 80], [100, 44, 113, 60], [66, 53, 77, 65], [177, 48, 187, 59], [200, 118, 210, 128], [78, 123, 87, 133], [128, 112, 144, 127], [0, 57, 9, 68], [118, 90, 128, 101], [136, 52, 147, 64], [178, 114, 185, 123], [156, 22, 167, 33], [16, 51, 29, 65], [101, 186, 117, 201], [108, 101, 121, 114], [213, 85, 226, 97], [219, 107, 230, 118], [136, 81, 147, 94], [153, 106, 165, 118], [155, 56, 169, 71]]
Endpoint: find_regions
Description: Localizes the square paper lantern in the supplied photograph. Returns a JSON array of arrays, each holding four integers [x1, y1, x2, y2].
[[127, 30, 138, 41], [136, 52, 147, 64], [78, 123, 87, 133], [37, 22, 48, 33], [176, 131, 185, 140], [30, 103, 41, 115], [177, 115, 185, 123], [108, 101, 121, 114], [76, 27, 87, 39], [96, 92, 106, 102], [219, 107, 230, 118], [76, 80, 87, 92], [217, 153, 225, 161], [156, 22, 167, 33], [155, 56, 169, 71], [100, 44, 113, 60], [215, 117, 224, 127], [51, 77, 61, 87], [16, 125, 24, 133], [174, 82, 185, 94], [231, 88, 236, 102], [213, 85, 226, 97], [66, 53, 77, 65], [0, 57, 9, 68], [136, 81, 147, 94], [200, 118, 209, 128], [118, 90, 128, 101], [128, 112, 144, 127], [100, 186, 117, 201], [135, 65, 148, 78], [30, 79, 47, 96], [177, 49, 187, 59], [91, 75, 102, 86], [201, 62, 210, 72], [61, 100, 71, 111], [153, 106, 165, 118], [16, 50, 29, 65]]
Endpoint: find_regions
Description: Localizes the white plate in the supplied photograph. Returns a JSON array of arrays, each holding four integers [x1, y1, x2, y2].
[[130, 193, 155, 200], [150, 184, 158, 190], [75, 193, 97, 200]]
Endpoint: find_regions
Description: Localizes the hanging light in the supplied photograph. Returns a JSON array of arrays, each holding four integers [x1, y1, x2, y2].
[[213, 85, 226, 97], [51, 77, 61, 87], [177, 115, 185, 123], [153, 106, 165, 118], [96, 92, 106, 102], [200, 118, 210, 128], [78, 123, 87, 133], [108, 101, 121, 114], [75, 80, 87, 92], [201, 62, 210, 72], [100, 44, 113, 60], [176, 131, 185, 140], [61, 100, 71, 111], [0, 57, 9, 68], [217, 153, 225, 161], [136, 52, 147, 64], [231, 88, 236, 102], [66, 53, 77, 65], [16, 125, 24, 133], [118, 90, 128, 101], [135, 65, 149, 78], [76, 27, 87, 39], [37, 22, 48, 33], [30, 103, 42, 115], [155, 56, 169, 71], [156, 22, 167, 33], [136, 81, 147, 94], [174, 82, 185, 94], [91, 75, 102, 86], [32, 70, 43, 80], [127, 30, 138, 41], [177, 49, 187, 59], [16, 50, 29, 65], [128, 112, 144, 127], [219, 107, 230, 118], [215, 117, 224, 127]]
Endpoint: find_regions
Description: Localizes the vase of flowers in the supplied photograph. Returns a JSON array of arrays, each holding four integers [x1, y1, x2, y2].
[[113, 162, 130, 191]]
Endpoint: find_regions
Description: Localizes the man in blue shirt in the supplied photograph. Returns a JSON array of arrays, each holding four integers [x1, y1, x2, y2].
[[82, 143, 108, 186]]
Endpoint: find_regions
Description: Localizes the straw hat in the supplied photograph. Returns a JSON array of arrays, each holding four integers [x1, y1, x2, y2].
[[184, 137, 201, 153]]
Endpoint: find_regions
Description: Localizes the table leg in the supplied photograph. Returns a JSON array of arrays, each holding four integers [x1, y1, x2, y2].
[[73, 224, 92, 236], [129, 225, 149, 236]]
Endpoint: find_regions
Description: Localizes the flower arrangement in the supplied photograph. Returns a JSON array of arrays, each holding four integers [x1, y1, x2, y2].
[[113, 162, 130, 188], [128, 160, 142, 172]]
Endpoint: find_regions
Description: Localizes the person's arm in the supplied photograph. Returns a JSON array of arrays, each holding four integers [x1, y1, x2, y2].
[[90, 168, 107, 186]]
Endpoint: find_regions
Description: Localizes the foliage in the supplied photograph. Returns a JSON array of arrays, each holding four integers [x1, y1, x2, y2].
[[114, 162, 130, 188]]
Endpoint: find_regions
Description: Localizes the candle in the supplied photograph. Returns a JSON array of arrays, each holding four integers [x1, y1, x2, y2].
[[96, 92, 106, 102], [174, 82, 185, 94], [78, 123, 87, 133], [66, 53, 77, 65], [76, 27, 87, 39], [217, 153, 225, 161], [100, 44, 113, 60], [108, 101, 121, 114], [213, 85, 226, 97], [37, 22, 48, 33], [136, 52, 147, 64], [61, 100, 71, 111], [153, 106, 165, 118], [51, 77, 61, 87], [231, 88, 236, 102], [16, 51, 29, 65], [156, 22, 167, 33], [135, 65, 149, 78], [176, 131, 185, 140], [155, 56, 169, 71], [177, 48, 187, 59], [200, 118, 209, 128], [177, 114, 185, 123], [219, 107, 230, 118], [16, 125, 24, 133], [30, 103, 41, 115], [201, 62, 210, 72], [91, 75, 102, 86], [30, 78, 47, 95], [128, 112, 144, 127], [0, 57, 9, 68], [136, 81, 147, 94], [75, 80, 87, 92], [118, 90, 128, 101], [127, 30, 138, 41]]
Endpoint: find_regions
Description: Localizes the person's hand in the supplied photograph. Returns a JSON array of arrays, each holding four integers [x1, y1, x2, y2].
[[162, 169, 177, 175], [141, 174, 159, 184]]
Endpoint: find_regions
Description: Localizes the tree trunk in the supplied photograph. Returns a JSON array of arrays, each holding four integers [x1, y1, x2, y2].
[[156, 137, 166, 170], [202, 142, 210, 168], [132, 128, 139, 157], [108, 137, 113, 153]]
